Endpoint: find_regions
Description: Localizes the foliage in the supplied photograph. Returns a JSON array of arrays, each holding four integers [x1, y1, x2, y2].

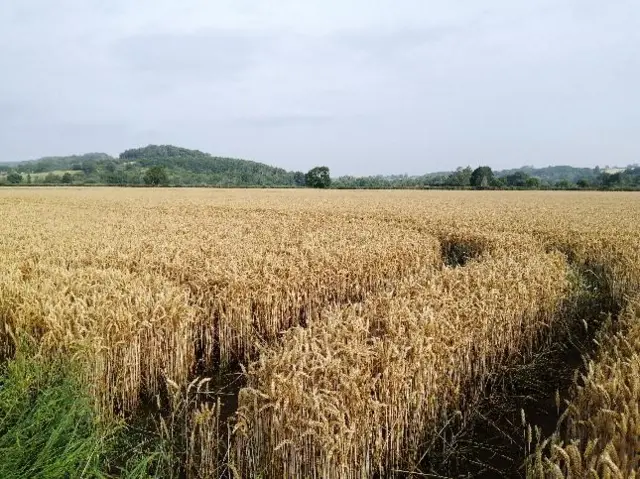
[[2, 144, 639, 190], [505, 171, 530, 187], [490, 176, 506, 188], [470, 166, 494, 188], [305, 166, 331, 188], [1, 145, 301, 187], [6, 171, 22, 184], [120, 145, 297, 186], [554, 179, 574, 189], [497, 165, 599, 184], [525, 176, 541, 189], [445, 166, 473, 187], [143, 166, 169, 186], [2, 153, 112, 174], [293, 171, 306, 187]]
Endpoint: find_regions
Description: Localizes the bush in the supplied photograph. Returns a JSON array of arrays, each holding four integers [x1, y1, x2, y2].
[[43, 173, 61, 184], [6, 172, 22, 184]]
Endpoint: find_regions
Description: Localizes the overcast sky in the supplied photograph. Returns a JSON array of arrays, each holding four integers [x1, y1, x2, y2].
[[1, 1, 638, 175]]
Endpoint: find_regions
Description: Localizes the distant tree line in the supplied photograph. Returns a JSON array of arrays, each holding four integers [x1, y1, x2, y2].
[[1, 145, 638, 190], [333, 165, 640, 190]]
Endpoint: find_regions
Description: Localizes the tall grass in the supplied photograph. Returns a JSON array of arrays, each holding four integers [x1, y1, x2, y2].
[[0, 350, 175, 478], [0, 351, 110, 478]]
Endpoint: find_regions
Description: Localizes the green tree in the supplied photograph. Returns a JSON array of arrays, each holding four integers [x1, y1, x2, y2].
[[103, 161, 117, 173], [525, 177, 541, 189], [26, 174, 32, 184], [6, 172, 23, 184], [555, 179, 573, 189], [505, 171, 530, 187], [61, 172, 73, 184], [470, 166, 494, 188], [81, 161, 97, 175], [490, 177, 506, 188], [44, 173, 61, 184], [576, 178, 590, 188], [293, 171, 306, 187], [446, 167, 473, 187], [143, 166, 169, 186], [305, 166, 331, 188]]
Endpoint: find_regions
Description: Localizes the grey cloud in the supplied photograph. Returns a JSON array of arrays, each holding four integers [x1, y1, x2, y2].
[[112, 30, 271, 79], [233, 114, 334, 127], [0, 1, 639, 175], [0, 121, 128, 161], [0, 101, 21, 117], [332, 25, 461, 58]]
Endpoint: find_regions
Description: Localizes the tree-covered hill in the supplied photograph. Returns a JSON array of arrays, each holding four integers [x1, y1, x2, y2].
[[0, 145, 305, 187]]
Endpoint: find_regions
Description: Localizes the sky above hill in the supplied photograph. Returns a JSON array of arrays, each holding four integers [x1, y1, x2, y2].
[[1, 1, 638, 175]]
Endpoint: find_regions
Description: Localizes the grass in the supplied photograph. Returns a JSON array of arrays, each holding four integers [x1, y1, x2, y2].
[[0, 351, 107, 478], [0, 349, 172, 478]]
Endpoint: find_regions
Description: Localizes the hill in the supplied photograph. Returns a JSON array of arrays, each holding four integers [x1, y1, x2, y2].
[[0, 146, 304, 187]]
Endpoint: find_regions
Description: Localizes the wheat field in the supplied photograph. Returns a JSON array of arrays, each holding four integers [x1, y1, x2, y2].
[[0, 187, 638, 478]]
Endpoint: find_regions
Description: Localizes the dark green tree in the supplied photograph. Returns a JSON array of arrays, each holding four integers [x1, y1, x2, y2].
[[446, 167, 473, 187], [305, 166, 331, 188], [44, 173, 61, 184], [103, 161, 117, 173], [81, 161, 97, 175], [555, 179, 573, 189], [293, 171, 306, 187], [505, 171, 530, 187], [61, 173, 73, 184], [143, 166, 169, 186], [576, 178, 590, 188], [26, 174, 32, 185], [6, 172, 23, 184], [525, 177, 541, 189], [491, 177, 506, 188], [470, 166, 494, 188]]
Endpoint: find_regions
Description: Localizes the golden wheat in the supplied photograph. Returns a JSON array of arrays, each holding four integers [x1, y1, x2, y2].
[[233, 233, 574, 477], [0, 188, 638, 477]]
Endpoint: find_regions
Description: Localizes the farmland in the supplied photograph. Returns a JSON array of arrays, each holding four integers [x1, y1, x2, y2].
[[0, 188, 638, 478]]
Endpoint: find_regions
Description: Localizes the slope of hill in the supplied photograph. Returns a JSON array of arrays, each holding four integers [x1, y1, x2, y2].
[[119, 145, 302, 186], [0, 153, 113, 173], [0, 146, 303, 187]]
